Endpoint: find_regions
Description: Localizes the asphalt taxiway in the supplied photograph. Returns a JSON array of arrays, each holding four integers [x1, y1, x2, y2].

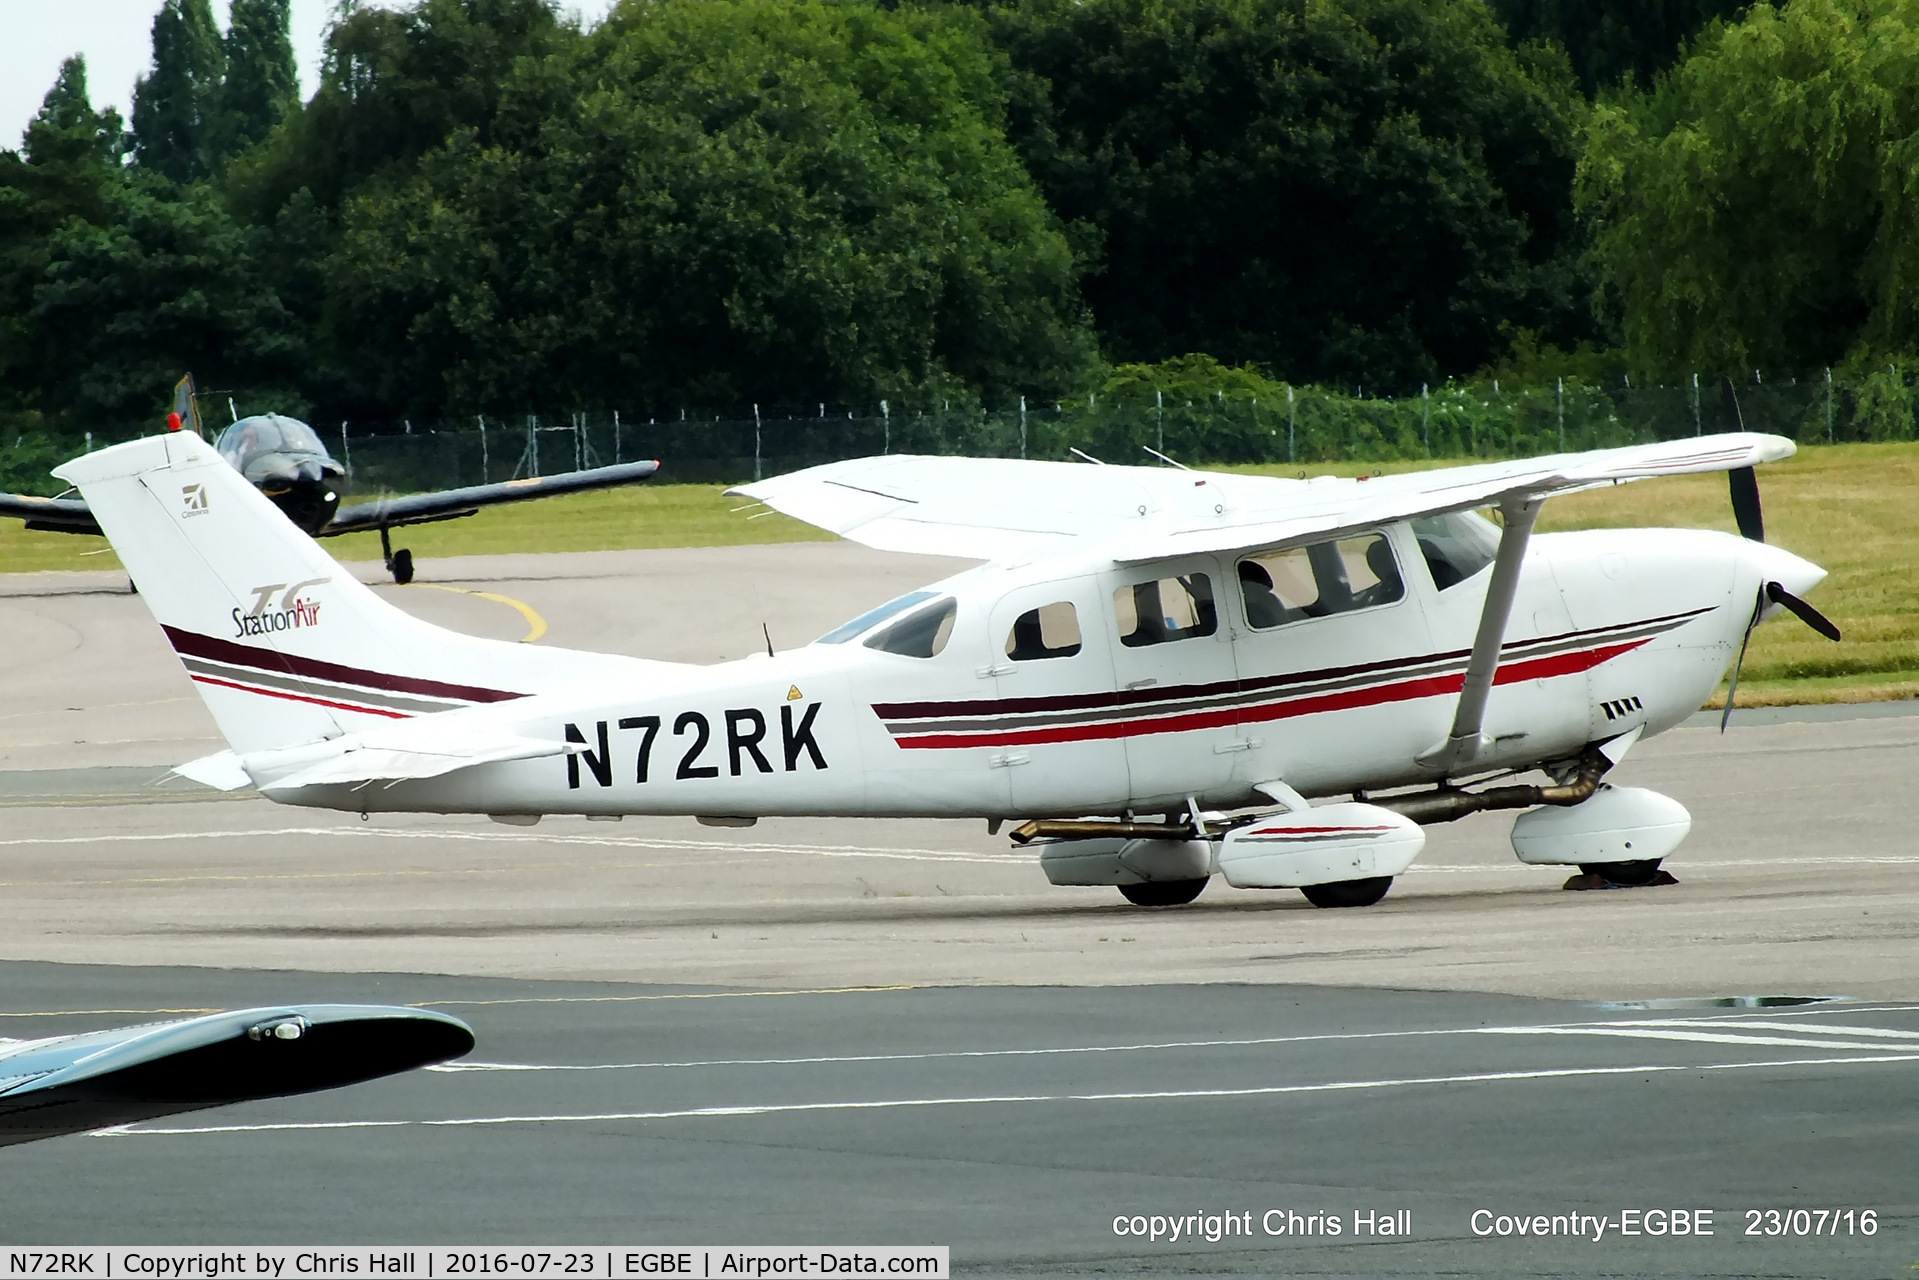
[[2, 545, 1916, 1271]]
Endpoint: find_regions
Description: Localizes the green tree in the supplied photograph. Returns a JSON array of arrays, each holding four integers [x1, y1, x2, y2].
[[216, 0, 300, 158], [232, 0, 572, 220], [0, 57, 127, 432], [976, 0, 1589, 391], [30, 178, 308, 428], [1487, 0, 1754, 93], [1579, 0, 1919, 375], [131, 0, 225, 183], [322, 0, 1097, 416]]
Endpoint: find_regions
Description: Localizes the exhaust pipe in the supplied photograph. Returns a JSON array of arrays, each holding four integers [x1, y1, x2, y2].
[[1009, 817, 1198, 846], [1367, 747, 1610, 825], [1008, 747, 1612, 844]]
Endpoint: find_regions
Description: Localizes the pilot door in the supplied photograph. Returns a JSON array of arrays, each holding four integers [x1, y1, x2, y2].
[[1101, 556, 1243, 810], [986, 576, 1129, 814]]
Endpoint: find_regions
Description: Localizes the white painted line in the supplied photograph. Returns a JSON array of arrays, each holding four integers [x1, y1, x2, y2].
[[427, 1015, 1919, 1074], [0, 826, 1025, 866], [105, 1050, 1919, 1138], [1620, 1018, 1919, 1039], [7, 826, 1919, 873], [1483, 1027, 1908, 1052]]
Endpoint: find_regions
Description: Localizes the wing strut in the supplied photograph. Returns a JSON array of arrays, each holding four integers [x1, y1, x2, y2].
[[1418, 494, 1541, 774]]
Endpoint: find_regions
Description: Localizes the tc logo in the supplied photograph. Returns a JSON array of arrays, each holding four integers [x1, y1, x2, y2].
[[181, 483, 208, 516]]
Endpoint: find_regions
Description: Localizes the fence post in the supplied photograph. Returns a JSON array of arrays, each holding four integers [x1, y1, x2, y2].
[[1019, 396, 1027, 460], [528, 415, 538, 476], [1825, 367, 1833, 442], [340, 422, 351, 479], [1155, 389, 1164, 453], [1692, 373, 1700, 436], [478, 415, 488, 481], [613, 410, 620, 464], [754, 403, 763, 483], [1421, 383, 1429, 454], [1556, 377, 1565, 451], [1287, 385, 1296, 463], [881, 400, 890, 454]]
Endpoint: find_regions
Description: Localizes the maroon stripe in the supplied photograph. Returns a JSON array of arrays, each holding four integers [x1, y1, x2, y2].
[[875, 608, 1711, 720], [164, 625, 526, 704]]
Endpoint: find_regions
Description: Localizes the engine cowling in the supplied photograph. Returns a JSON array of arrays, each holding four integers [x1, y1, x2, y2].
[[1216, 803, 1425, 888], [1510, 784, 1691, 865]]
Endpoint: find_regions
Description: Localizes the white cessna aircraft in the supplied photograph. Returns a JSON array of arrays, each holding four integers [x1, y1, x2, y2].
[[59, 429, 1837, 908]]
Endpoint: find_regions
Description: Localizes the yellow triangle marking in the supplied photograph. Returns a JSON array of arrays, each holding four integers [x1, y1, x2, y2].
[[787, 685, 804, 701]]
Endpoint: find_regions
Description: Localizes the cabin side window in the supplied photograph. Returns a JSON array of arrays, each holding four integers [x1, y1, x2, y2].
[[1114, 573, 1217, 647], [1005, 602, 1082, 661], [864, 598, 957, 658], [1237, 534, 1403, 629], [1411, 512, 1500, 590]]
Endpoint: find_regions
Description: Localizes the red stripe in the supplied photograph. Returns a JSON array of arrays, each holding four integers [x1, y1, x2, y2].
[[191, 673, 411, 719], [1246, 826, 1399, 835], [894, 639, 1648, 750], [165, 625, 524, 704]]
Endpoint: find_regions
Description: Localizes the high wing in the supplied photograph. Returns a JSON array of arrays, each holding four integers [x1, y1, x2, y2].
[[322, 459, 662, 535], [0, 1004, 473, 1146], [0, 491, 100, 535], [730, 434, 1793, 562]]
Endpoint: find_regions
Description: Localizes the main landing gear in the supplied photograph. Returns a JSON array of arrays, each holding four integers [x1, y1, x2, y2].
[[1118, 879, 1209, 907], [1299, 876, 1395, 908], [1562, 858, 1678, 890], [379, 526, 414, 585]]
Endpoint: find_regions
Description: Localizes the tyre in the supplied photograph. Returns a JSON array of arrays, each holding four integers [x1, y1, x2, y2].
[[1118, 878, 1208, 907], [1300, 876, 1394, 908], [391, 548, 414, 585], [1577, 859, 1662, 886]]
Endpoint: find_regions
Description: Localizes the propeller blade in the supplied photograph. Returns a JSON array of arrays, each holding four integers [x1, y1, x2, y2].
[[1720, 585, 1765, 734], [1766, 581, 1842, 641], [1728, 466, 1764, 542]]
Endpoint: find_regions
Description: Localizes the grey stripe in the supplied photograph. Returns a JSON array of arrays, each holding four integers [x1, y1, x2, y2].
[[887, 611, 1707, 738], [182, 657, 464, 715]]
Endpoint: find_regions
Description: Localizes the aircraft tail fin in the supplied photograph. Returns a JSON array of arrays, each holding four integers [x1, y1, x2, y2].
[[56, 432, 644, 757]]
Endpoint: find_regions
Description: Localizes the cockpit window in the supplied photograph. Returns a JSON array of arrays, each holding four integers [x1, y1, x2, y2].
[[865, 598, 957, 658], [1115, 573, 1217, 648], [1412, 512, 1500, 590], [818, 590, 937, 644], [216, 414, 327, 464], [1005, 602, 1082, 661], [1238, 534, 1403, 628]]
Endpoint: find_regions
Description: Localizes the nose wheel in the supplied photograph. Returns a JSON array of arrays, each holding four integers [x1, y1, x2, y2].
[[379, 527, 415, 585]]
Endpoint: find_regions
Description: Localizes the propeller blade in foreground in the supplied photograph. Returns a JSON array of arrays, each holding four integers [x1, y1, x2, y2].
[[1766, 581, 1842, 641]]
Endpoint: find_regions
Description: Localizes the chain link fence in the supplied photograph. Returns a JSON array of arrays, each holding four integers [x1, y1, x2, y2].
[[6, 371, 1909, 497]]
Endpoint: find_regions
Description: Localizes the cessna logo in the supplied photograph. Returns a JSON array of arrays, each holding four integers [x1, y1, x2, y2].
[[181, 483, 209, 517], [232, 577, 330, 638]]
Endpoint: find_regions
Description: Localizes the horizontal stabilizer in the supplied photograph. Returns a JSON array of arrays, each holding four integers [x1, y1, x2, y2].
[[258, 732, 572, 792], [172, 750, 253, 791]]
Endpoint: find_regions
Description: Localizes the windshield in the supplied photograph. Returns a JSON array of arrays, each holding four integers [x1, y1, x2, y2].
[[817, 590, 938, 644], [217, 414, 328, 463]]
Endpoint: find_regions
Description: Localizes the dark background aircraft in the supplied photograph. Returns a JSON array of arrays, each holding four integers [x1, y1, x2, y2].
[[1, 411, 658, 583]]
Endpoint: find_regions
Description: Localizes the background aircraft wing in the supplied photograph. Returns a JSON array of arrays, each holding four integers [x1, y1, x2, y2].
[[732, 434, 1794, 562], [0, 1004, 473, 1146], [0, 491, 100, 536], [324, 459, 661, 535]]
